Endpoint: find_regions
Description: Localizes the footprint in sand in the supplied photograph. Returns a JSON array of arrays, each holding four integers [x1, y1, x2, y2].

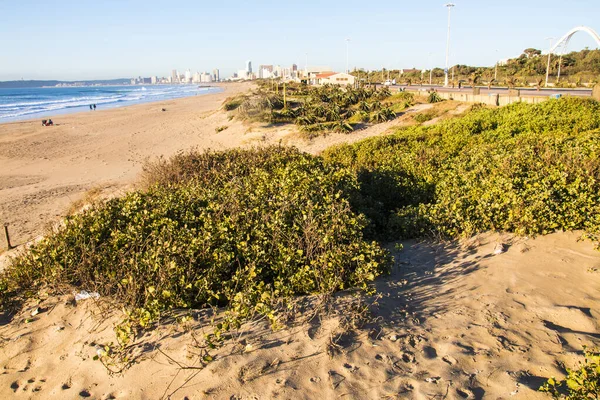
[[401, 351, 416, 363], [12, 377, 47, 394], [442, 355, 457, 365], [456, 387, 475, 399], [343, 363, 359, 373], [423, 345, 438, 359]]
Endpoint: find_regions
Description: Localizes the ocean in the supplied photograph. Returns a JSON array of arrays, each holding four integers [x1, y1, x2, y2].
[[0, 85, 222, 122]]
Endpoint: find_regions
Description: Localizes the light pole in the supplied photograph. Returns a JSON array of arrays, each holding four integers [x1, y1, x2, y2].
[[494, 49, 499, 81], [429, 52, 433, 85], [305, 53, 308, 81], [345, 38, 350, 74], [557, 42, 567, 83], [545, 37, 554, 88], [444, 3, 455, 87]]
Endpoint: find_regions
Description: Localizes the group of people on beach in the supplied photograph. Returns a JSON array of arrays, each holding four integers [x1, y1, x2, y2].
[[42, 104, 97, 126]]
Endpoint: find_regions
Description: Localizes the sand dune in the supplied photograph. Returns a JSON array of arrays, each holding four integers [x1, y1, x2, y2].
[[0, 231, 598, 399]]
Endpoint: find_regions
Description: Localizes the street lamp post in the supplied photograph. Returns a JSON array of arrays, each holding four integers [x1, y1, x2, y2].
[[557, 42, 566, 83], [545, 37, 554, 88], [444, 3, 455, 87], [429, 52, 433, 85], [345, 38, 350, 74], [494, 49, 499, 81]]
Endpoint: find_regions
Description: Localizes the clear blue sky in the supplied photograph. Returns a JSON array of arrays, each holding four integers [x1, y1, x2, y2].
[[1, 0, 599, 80]]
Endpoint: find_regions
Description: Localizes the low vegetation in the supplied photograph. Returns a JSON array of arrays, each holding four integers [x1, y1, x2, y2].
[[413, 110, 438, 124], [1, 147, 390, 339], [540, 347, 600, 399], [323, 97, 600, 242], [225, 82, 417, 137]]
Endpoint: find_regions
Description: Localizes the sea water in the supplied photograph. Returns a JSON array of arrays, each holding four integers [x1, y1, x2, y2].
[[0, 85, 222, 122]]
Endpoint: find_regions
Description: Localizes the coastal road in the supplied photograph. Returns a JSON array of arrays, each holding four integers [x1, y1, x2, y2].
[[391, 84, 592, 97]]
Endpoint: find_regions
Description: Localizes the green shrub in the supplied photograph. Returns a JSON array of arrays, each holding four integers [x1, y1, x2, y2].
[[1, 147, 391, 331], [540, 347, 600, 399], [428, 92, 443, 103], [413, 111, 437, 123], [323, 98, 600, 242], [223, 96, 245, 111]]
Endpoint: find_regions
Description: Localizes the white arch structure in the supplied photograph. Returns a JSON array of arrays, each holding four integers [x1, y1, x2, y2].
[[545, 26, 600, 87], [549, 26, 600, 54]]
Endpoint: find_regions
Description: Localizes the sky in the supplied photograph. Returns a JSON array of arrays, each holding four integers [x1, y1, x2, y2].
[[1, 0, 599, 80]]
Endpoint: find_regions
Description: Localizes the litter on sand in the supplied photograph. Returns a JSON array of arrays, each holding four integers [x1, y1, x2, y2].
[[74, 291, 100, 302]]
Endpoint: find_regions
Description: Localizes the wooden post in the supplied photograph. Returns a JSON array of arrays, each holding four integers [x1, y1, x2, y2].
[[4, 223, 13, 250]]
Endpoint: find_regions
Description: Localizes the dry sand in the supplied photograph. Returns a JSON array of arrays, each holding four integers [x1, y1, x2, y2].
[[0, 85, 599, 399], [0, 232, 598, 399]]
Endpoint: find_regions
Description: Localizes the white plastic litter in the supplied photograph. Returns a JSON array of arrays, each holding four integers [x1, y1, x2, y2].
[[74, 291, 100, 302], [493, 243, 506, 255]]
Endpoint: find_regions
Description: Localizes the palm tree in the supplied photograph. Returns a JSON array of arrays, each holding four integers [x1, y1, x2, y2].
[[359, 101, 371, 112], [378, 86, 392, 100], [332, 119, 354, 133], [535, 77, 543, 91], [468, 72, 480, 88], [370, 107, 396, 123]]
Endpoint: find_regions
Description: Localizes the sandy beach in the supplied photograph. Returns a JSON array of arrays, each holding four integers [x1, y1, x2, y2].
[[0, 83, 599, 399], [0, 83, 258, 249]]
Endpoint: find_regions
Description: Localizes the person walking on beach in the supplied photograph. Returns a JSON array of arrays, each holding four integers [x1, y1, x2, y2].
[[93, 104, 96, 110], [89, 105, 93, 110]]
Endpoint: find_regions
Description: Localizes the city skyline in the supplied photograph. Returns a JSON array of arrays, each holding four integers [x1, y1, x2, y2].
[[1, 1, 600, 81]]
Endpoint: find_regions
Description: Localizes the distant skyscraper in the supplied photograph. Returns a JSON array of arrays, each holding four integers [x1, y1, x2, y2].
[[201, 72, 212, 83], [213, 69, 220, 82], [246, 60, 252, 74], [185, 69, 192, 83], [171, 69, 178, 83]]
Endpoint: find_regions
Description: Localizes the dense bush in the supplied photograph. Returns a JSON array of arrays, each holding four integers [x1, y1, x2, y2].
[[540, 347, 600, 399], [413, 110, 437, 123], [323, 98, 600, 242], [1, 147, 391, 330]]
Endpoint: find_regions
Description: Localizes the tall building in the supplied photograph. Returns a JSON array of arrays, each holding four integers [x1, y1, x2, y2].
[[193, 72, 201, 83], [261, 68, 272, 79], [201, 72, 212, 83], [151, 76, 158, 84], [246, 60, 252, 74], [171, 69, 178, 83], [213, 69, 220, 82], [185, 69, 192, 83]]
